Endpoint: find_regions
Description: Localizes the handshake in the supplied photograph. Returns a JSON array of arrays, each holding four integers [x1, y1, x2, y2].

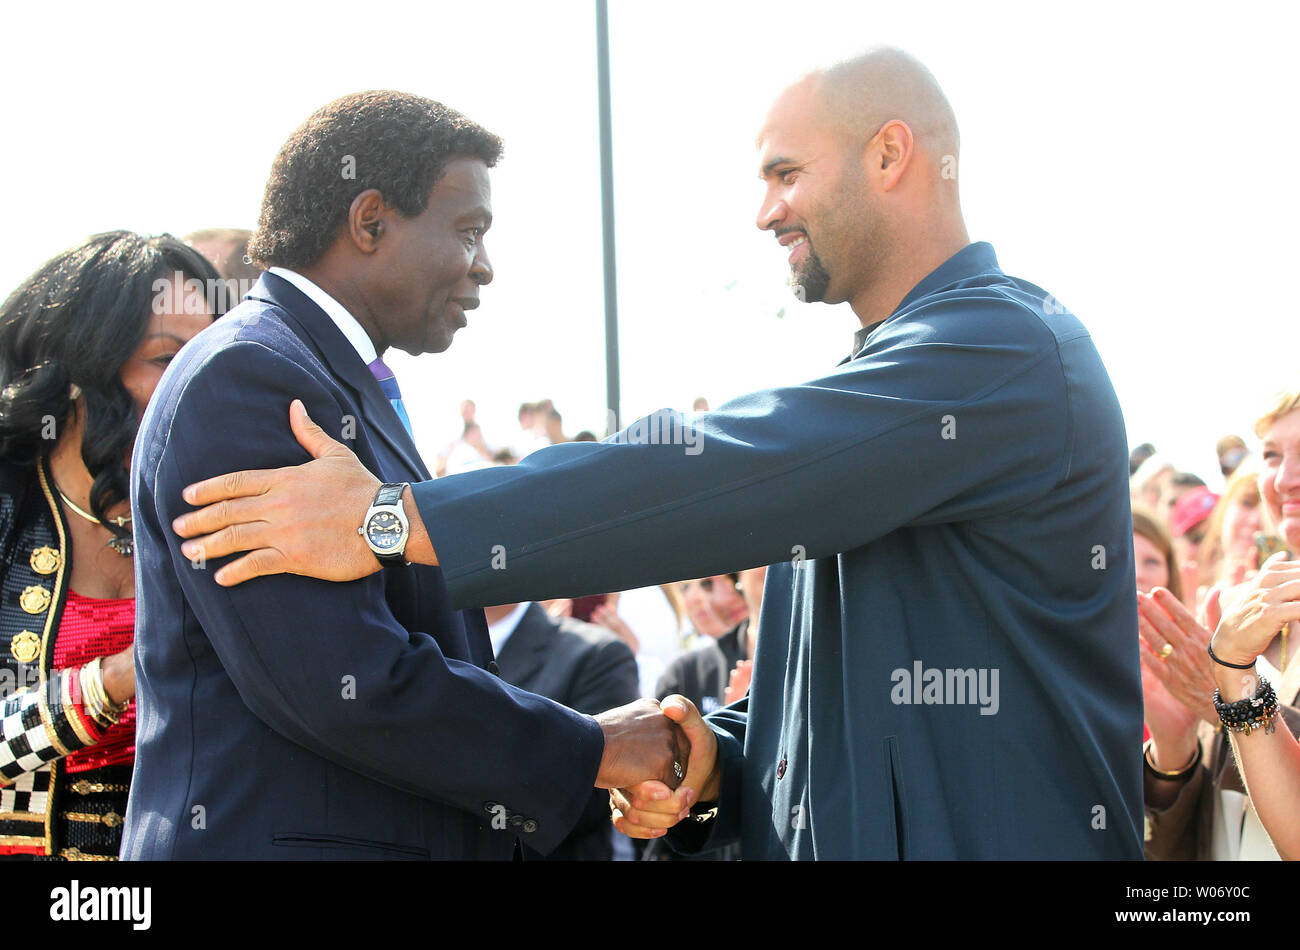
[[593, 695, 722, 840]]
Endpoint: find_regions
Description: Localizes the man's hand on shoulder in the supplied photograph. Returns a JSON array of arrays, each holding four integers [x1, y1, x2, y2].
[[172, 399, 420, 586]]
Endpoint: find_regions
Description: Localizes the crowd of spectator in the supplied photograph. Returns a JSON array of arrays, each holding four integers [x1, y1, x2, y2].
[[1132, 403, 1300, 860]]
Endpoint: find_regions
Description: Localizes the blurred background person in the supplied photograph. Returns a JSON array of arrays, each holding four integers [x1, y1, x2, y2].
[[437, 420, 494, 476], [706, 573, 749, 629], [1217, 434, 1248, 481], [589, 584, 685, 698], [1159, 472, 1207, 530], [1196, 457, 1264, 597], [1133, 506, 1181, 601], [1132, 504, 1181, 745], [533, 398, 555, 443], [484, 599, 639, 860], [655, 574, 754, 716], [1130, 442, 1157, 478], [511, 402, 548, 460], [185, 227, 262, 307], [677, 576, 731, 647], [1131, 453, 1175, 512], [436, 400, 496, 476], [543, 407, 567, 445], [0, 231, 219, 860], [1170, 485, 1218, 609]]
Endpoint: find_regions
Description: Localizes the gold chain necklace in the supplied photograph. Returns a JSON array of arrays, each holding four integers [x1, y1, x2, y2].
[[55, 485, 134, 556]]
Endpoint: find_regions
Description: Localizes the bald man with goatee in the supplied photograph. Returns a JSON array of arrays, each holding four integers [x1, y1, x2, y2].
[[170, 48, 1143, 859]]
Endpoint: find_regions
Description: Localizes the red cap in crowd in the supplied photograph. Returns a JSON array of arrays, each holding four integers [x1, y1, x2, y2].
[[1172, 486, 1219, 538]]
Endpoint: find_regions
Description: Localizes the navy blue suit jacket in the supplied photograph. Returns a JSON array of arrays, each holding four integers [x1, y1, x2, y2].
[[121, 273, 604, 860]]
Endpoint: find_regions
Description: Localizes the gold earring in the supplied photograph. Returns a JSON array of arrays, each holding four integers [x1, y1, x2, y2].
[[69, 384, 82, 400]]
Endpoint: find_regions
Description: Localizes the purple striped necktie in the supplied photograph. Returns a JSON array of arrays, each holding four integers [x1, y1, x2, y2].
[[367, 357, 413, 437]]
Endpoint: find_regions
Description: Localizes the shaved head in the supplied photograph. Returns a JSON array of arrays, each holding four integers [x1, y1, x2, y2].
[[754, 47, 969, 324], [813, 47, 959, 162]]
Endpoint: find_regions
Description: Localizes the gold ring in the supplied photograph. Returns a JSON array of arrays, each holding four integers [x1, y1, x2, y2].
[[1159, 643, 1174, 661]]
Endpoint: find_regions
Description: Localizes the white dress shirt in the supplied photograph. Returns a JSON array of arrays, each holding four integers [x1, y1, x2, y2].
[[487, 602, 532, 657], [267, 266, 377, 366]]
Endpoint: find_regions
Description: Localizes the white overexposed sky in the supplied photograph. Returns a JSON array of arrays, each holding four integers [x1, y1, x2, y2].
[[1, 0, 1296, 489]]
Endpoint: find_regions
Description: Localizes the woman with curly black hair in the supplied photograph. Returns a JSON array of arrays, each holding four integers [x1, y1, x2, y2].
[[0, 230, 219, 859]]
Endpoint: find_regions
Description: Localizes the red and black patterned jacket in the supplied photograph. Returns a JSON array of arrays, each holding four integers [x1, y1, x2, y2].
[[0, 457, 132, 860]]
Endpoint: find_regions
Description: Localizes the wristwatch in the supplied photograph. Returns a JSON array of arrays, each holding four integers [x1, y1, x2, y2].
[[359, 482, 410, 565]]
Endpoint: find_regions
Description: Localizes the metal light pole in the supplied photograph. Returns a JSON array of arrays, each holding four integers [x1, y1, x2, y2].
[[596, 0, 620, 434]]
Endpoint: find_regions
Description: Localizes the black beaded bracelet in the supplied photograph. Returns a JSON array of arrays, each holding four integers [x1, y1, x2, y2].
[[1207, 642, 1257, 670], [1212, 676, 1279, 736]]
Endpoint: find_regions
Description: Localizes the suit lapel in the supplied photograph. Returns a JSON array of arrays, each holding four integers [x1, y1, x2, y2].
[[246, 273, 431, 480], [496, 604, 551, 688]]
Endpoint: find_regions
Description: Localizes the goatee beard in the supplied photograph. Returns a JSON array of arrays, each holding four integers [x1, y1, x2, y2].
[[791, 247, 831, 303]]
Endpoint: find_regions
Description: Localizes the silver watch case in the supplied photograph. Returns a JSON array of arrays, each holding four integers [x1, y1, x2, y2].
[[359, 483, 411, 563]]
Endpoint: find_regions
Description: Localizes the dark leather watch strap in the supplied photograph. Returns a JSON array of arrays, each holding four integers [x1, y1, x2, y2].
[[374, 482, 406, 508]]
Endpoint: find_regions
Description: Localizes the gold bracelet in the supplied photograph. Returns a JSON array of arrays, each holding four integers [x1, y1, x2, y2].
[[79, 658, 126, 727], [96, 656, 128, 719], [1143, 739, 1201, 779], [78, 661, 108, 726]]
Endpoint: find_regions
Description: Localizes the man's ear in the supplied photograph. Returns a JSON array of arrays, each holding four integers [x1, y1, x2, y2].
[[872, 119, 915, 193], [348, 189, 387, 253]]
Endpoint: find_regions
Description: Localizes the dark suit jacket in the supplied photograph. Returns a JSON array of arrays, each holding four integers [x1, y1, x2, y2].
[[495, 603, 639, 860], [121, 273, 604, 860]]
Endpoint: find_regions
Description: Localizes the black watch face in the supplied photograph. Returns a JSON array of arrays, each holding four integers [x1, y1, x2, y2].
[[366, 511, 405, 551]]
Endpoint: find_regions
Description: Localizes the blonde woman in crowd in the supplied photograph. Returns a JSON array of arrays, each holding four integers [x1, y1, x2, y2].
[[1203, 390, 1300, 859], [1142, 391, 1300, 859]]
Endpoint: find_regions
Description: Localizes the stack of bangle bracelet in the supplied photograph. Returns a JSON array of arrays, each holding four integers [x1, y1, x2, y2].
[[1212, 677, 1279, 736], [78, 656, 127, 729], [1207, 642, 1281, 735]]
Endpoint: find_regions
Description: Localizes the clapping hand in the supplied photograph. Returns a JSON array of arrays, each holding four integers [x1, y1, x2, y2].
[[724, 659, 753, 706], [1137, 588, 1218, 726], [1210, 552, 1300, 670]]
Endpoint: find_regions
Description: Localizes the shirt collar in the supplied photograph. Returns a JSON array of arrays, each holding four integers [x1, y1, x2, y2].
[[488, 601, 533, 655], [267, 266, 378, 365], [846, 242, 1000, 360], [893, 241, 1000, 314], [851, 319, 887, 357]]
